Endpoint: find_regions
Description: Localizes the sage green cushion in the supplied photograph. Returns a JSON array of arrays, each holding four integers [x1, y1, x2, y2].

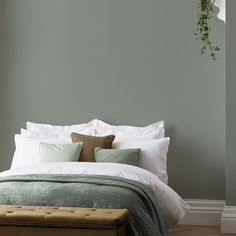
[[39, 142, 84, 163], [94, 148, 141, 166]]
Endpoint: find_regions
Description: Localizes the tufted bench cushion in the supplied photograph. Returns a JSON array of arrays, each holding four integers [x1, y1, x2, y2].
[[0, 205, 129, 236]]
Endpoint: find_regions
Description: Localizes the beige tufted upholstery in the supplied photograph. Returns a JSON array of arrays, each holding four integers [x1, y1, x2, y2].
[[0, 205, 129, 236]]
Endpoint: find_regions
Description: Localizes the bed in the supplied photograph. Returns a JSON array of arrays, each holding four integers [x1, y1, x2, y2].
[[0, 119, 190, 236]]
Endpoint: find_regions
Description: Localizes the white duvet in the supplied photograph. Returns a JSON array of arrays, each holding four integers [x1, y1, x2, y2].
[[0, 162, 189, 227]]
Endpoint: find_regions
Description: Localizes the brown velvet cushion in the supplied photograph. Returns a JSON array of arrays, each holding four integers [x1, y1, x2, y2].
[[71, 133, 115, 162]]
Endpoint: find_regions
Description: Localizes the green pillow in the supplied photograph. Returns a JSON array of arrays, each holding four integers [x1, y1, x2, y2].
[[94, 147, 141, 166], [39, 142, 84, 163]]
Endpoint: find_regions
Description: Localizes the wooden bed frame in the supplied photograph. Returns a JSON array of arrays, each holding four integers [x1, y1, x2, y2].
[[0, 205, 129, 236]]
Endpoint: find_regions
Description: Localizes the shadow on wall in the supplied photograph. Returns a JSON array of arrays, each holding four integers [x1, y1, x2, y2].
[[166, 123, 225, 200]]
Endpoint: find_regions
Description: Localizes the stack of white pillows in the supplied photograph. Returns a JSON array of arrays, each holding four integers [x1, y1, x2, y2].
[[11, 119, 170, 184]]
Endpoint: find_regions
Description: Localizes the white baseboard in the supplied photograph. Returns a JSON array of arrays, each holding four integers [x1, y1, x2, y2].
[[179, 199, 236, 234], [180, 199, 225, 226], [221, 206, 236, 234]]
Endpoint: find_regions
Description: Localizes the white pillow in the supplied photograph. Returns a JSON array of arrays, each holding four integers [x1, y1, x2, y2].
[[22, 127, 164, 143], [113, 138, 170, 184], [26, 119, 97, 136], [114, 129, 164, 142], [11, 135, 71, 170], [21, 128, 72, 143], [94, 119, 165, 138], [21, 128, 52, 138]]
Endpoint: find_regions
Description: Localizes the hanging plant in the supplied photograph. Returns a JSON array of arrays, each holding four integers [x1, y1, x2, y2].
[[195, 0, 220, 61]]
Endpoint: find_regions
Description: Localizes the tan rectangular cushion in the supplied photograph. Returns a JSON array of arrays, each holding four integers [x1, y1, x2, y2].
[[0, 205, 128, 236], [71, 133, 115, 162], [0, 205, 129, 228]]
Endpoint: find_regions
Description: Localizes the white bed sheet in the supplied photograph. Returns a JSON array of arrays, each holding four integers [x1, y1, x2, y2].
[[0, 162, 189, 227]]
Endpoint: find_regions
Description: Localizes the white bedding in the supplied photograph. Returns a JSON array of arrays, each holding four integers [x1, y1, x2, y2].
[[0, 162, 189, 227]]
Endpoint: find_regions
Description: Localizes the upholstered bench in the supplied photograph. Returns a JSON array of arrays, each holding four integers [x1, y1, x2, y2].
[[0, 205, 129, 236]]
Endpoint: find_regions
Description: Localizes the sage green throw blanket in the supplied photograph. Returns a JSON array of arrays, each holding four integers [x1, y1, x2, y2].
[[0, 174, 167, 236]]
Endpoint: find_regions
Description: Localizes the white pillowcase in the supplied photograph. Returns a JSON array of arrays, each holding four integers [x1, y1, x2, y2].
[[21, 120, 165, 142], [113, 138, 170, 184], [26, 119, 97, 136], [21, 128, 72, 143], [22, 128, 164, 145], [94, 120, 164, 138], [26, 119, 165, 142], [113, 129, 164, 142], [11, 135, 71, 170]]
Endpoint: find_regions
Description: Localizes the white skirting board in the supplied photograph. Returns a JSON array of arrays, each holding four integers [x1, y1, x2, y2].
[[180, 199, 236, 234], [221, 206, 236, 234], [180, 199, 225, 226]]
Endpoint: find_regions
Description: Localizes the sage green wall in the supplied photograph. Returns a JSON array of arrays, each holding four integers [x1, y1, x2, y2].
[[0, 1, 6, 166], [0, 0, 225, 200], [0, 3, 3, 116], [226, 0, 236, 206]]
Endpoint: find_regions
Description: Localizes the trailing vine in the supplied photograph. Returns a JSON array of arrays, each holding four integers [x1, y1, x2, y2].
[[195, 0, 220, 61]]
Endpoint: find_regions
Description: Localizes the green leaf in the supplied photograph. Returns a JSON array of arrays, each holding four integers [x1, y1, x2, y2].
[[195, 0, 220, 61]]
